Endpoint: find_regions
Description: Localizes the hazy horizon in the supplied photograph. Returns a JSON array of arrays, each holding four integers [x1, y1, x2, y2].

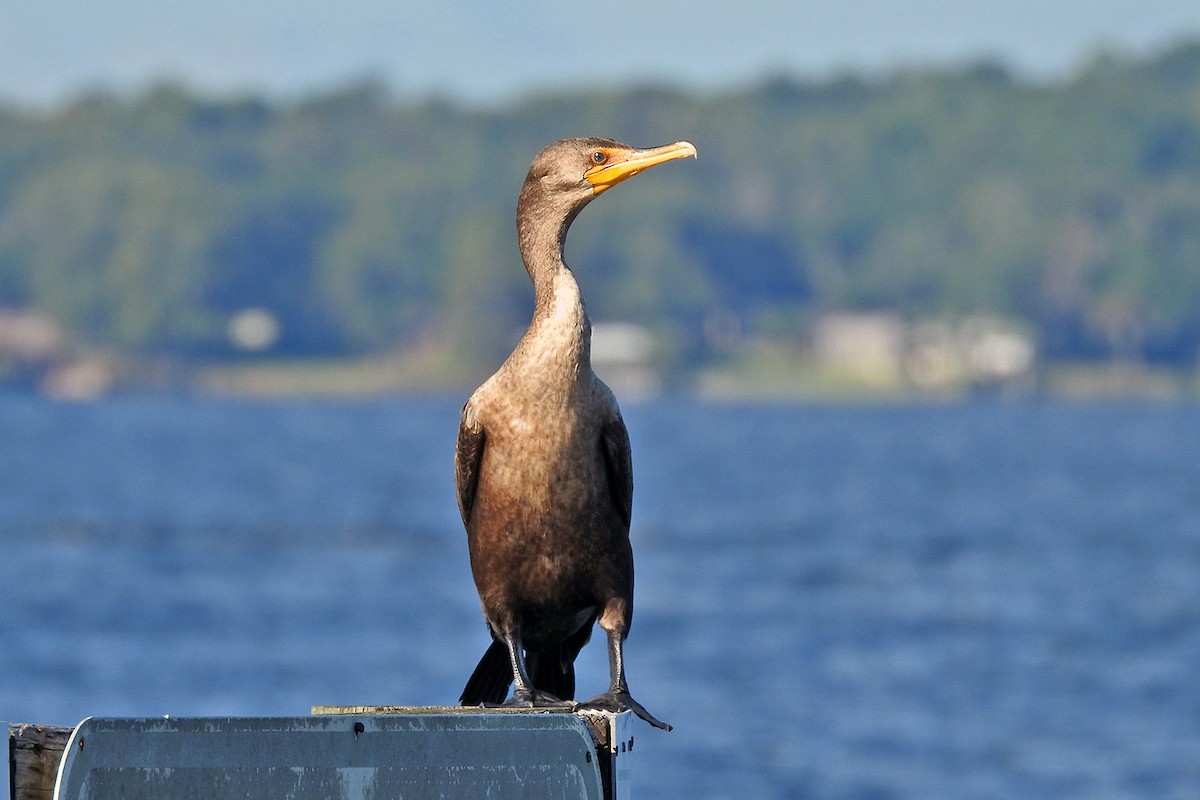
[[4, 0, 1200, 108]]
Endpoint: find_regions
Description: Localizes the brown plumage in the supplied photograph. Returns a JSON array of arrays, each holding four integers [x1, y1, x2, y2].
[[455, 137, 695, 731]]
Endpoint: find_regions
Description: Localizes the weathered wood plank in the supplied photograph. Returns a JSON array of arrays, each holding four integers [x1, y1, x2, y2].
[[10, 723, 72, 800]]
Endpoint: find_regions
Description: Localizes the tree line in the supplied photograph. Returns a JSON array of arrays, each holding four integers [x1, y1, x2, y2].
[[1, 41, 1199, 374]]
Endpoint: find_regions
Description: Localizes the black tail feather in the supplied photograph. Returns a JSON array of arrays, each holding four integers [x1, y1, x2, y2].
[[527, 649, 576, 702], [460, 639, 512, 706], [460, 615, 597, 706]]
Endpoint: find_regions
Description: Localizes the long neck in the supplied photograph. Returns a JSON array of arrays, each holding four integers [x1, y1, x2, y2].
[[515, 183, 591, 369]]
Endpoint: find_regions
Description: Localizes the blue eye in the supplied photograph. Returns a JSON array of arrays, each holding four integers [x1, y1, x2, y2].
[[591, 151, 608, 165]]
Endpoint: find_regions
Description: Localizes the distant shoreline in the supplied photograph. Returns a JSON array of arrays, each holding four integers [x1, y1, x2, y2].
[[184, 357, 1200, 403]]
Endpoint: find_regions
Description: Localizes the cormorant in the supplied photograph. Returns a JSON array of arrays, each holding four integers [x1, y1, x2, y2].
[[455, 137, 696, 731]]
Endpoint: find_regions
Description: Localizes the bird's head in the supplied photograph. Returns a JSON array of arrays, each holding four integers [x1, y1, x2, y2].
[[523, 137, 697, 208]]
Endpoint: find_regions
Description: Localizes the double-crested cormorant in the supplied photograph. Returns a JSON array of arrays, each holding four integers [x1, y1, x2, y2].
[[455, 137, 696, 731]]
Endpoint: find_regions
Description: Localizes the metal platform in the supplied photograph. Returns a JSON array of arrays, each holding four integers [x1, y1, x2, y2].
[[51, 707, 634, 800]]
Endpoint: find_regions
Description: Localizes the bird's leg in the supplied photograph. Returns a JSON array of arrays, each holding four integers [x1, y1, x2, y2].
[[500, 629, 571, 708], [577, 606, 672, 731]]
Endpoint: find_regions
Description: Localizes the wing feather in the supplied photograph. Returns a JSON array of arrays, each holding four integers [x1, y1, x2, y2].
[[601, 415, 634, 531], [455, 403, 486, 527]]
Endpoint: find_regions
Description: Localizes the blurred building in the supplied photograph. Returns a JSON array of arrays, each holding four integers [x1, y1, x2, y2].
[[591, 322, 661, 399], [812, 313, 907, 386], [0, 309, 115, 399], [812, 312, 1035, 393]]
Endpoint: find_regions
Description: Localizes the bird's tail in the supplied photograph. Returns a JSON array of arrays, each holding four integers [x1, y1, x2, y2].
[[460, 640, 513, 706], [459, 639, 579, 705], [528, 650, 576, 702]]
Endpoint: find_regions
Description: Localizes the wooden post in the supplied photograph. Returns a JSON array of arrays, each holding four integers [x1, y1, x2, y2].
[[8, 723, 72, 800]]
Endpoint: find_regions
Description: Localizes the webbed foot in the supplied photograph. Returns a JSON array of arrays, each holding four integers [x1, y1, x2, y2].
[[576, 690, 672, 731], [496, 688, 574, 709]]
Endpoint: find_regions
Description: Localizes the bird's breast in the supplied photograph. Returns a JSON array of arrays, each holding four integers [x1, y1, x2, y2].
[[467, 370, 614, 524], [482, 405, 600, 502]]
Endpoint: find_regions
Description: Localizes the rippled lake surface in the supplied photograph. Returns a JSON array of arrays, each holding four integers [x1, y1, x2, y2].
[[3, 395, 1198, 799]]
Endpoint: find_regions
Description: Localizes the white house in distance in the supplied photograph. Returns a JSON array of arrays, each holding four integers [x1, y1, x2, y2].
[[591, 321, 660, 399], [0, 309, 116, 400], [811, 311, 1035, 392]]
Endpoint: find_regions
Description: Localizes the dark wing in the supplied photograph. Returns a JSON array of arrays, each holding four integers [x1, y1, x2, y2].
[[601, 415, 634, 531], [454, 403, 486, 527]]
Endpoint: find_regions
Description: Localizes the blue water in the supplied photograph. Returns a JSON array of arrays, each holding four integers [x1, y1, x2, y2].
[[3, 395, 1199, 799]]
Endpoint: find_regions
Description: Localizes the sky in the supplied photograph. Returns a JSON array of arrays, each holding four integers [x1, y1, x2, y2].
[[3, 0, 1200, 107]]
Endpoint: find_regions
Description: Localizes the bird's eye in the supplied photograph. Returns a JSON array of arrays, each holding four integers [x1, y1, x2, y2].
[[591, 151, 608, 165]]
